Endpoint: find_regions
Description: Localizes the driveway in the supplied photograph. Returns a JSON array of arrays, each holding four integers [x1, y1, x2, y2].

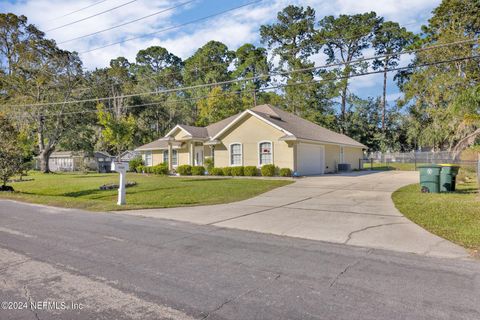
[[117, 171, 469, 259]]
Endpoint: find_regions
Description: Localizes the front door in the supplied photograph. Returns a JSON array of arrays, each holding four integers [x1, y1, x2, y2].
[[194, 146, 204, 166]]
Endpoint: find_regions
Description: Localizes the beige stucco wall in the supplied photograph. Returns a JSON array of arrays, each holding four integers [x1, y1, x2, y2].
[[343, 146, 364, 170], [151, 150, 163, 166], [324, 144, 341, 173], [214, 114, 294, 169]]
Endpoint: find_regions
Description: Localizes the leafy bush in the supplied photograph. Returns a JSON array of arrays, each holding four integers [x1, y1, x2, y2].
[[231, 166, 244, 176], [137, 165, 145, 173], [129, 157, 144, 172], [204, 157, 214, 171], [222, 167, 233, 176], [209, 167, 224, 176], [152, 163, 168, 175], [279, 168, 292, 177], [244, 166, 258, 176], [192, 166, 205, 176], [177, 165, 192, 176], [261, 164, 276, 177]]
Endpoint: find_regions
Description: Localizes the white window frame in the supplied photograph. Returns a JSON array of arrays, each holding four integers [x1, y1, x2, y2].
[[143, 151, 152, 166], [163, 150, 168, 164], [339, 146, 345, 163], [258, 140, 273, 166], [163, 149, 178, 166], [229, 143, 243, 166], [172, 149, 178, 166]]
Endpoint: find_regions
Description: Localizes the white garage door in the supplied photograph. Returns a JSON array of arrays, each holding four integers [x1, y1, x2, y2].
[[297, 143, 325, 175]]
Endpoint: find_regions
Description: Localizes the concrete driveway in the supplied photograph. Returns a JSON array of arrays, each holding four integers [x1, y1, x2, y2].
[[118, 171, 469, 259]]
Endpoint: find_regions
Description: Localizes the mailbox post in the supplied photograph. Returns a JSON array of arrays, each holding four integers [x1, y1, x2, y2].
[[111, 161, 129, 205]]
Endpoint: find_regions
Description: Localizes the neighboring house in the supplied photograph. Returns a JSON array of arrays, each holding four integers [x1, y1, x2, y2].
[[117, 150, 140, 164], [36, 151, 113, 173], [135, 105, 367, 175], [40, 151, 84, 172]]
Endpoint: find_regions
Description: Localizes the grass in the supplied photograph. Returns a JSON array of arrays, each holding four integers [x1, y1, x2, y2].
[[392, 168, 479, 254], [363, 162, 425, 171], [0, 172, 292, 211]]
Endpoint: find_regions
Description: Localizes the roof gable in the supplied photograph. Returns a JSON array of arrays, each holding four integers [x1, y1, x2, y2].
[[250, 105, 366, 148]]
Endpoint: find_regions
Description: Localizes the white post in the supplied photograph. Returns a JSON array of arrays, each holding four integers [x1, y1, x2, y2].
[[111, 162, 129, 206]]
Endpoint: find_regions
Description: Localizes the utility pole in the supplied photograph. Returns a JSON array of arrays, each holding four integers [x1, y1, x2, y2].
[[252, 67, 257, 107]]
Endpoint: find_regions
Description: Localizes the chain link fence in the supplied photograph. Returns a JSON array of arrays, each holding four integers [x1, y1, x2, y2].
[[360, 151, 479, 182]]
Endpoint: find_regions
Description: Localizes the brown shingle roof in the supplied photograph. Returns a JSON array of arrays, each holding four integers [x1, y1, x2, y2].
[[178, 124, 209, 138], [206, 113, 240, 138], [135, 140, 182, 151], [136, 104, 366, 150], [250, 105, 366, 148]]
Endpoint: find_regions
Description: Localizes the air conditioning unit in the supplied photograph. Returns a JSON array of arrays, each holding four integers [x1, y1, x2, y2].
[[337, 163, 351, 172]]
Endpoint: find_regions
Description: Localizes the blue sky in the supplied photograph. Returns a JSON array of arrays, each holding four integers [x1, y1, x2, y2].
[[2, 0, 441, 103]]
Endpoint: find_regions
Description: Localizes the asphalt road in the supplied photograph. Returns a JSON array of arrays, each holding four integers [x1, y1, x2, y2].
[[0, 200, 479, 320]]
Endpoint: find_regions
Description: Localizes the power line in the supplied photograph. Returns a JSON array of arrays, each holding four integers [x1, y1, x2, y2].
[[45, 0, 138, 32], [7, 37, 477, 108], [78, 0, 263, 54], [45, 0, 110, 23], [41, 4, 474, 93], [58, 0, 197, 45], [9, 53, 480, 119]]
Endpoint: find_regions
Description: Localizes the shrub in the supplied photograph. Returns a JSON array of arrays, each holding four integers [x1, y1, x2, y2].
[[209, 167, 224, 176], [192, 166, 205, 176], [177, 164, 192, 176], [204, 157, 214, 171], [152, 163, 168, 175], [244, 166, 258, 176], [279, 168, 292, 177], [137, 165, 145, 173], [231, 166, 244, 176], [222, 167, 233, 176], [261, 164, 276, 177], [129, 157, 144, 172]]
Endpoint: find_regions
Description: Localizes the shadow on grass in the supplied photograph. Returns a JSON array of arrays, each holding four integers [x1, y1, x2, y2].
[[70, 174, 114, 179], [63, 189, 112, 198], [178, 178, 233, 183], [454, 188, 478, 194]]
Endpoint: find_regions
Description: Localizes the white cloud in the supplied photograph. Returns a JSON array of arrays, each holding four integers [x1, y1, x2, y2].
[[3, 0, 440, 98]]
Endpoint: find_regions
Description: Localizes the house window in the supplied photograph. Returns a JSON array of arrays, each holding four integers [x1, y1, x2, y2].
[[172, 150, 178, 166], [259, 142, 272, 165], [143, 151, 152, 166], [163, 150, 168, 164], [163, 150, 178, 166], [340, 147, 345, 163], [230, 143, 242, 166]]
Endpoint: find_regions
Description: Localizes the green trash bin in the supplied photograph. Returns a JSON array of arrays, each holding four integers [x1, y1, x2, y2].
[[418, 164, 441, 193], [439, 164, 460, 192]]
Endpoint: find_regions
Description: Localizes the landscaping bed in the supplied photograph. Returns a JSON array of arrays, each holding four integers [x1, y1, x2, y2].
[[392, 169, 479, 256], [0, 172, 292, 211]]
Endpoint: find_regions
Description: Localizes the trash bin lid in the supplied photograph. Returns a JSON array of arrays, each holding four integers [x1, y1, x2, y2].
[[439, 163, 460, 167]]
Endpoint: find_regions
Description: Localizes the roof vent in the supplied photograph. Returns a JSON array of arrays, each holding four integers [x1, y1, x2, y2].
[[268, 114, 282, 121]]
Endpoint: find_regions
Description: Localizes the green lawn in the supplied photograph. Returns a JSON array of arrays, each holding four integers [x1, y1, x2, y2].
[[363, 162, 423, 171], [392, 178, 480, 254], [0, 172, 292, 211]]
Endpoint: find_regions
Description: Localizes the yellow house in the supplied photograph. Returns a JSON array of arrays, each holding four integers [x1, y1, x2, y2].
[[135, 104, 366, 175]]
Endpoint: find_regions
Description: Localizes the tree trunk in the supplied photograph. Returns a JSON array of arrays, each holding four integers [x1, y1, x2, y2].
[[340, 84, 348, 133], [39, 148, 54, 173], [382, 65, 388, 131]]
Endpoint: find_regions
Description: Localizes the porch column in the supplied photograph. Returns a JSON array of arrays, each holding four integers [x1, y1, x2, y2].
[[189, 141, 194, 165], [168, 143, 173, 171], [210, 146, 215, 165]]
